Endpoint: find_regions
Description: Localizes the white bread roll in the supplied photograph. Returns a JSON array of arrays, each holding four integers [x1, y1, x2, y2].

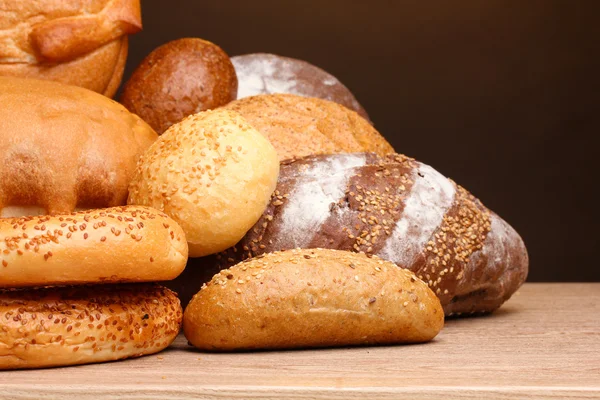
[[0, 206, 188, 288], [128, 109, 280, 257], [0, 284, 182, 370]]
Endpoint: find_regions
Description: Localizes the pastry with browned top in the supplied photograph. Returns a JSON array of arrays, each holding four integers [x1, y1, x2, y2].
[[120, 38, 238, 133], [184, 248, 443, 351], [0, 0, 142, 97], [222, 94, 393, 161], [0, 284, 182, 370]]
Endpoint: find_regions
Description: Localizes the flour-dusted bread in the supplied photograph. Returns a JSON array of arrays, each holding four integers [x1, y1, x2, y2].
[[0, 284, 182, 370], [184, 248, 443, 351], [0, 77, 157, 218], [216, 153, 529, 316], [222, 94, 393, 161], [0, 0, 142, 97]]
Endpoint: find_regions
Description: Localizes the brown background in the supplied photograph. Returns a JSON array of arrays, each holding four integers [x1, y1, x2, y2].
[[122, 0, 599, 282]]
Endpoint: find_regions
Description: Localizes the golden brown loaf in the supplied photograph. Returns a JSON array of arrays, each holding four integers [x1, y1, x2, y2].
[[0, 206, 188, 288], [0, 284, 182, 370], [128, 109, 279, 258], [0, 77, 158, 218], [183, 248, 444, 351], [120, 38, 238, 133], [0, 0, 142, 97], [222, 93, 394, 161]]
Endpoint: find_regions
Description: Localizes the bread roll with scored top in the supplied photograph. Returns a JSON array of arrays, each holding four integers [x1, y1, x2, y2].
[[0, 206, 188, 288], [0, 0, 142, 97], [216, 153, 529, 316], [184, 248, 443, 351], [0, 284, 182, 370], [0, 77, 157, 218], [222, 94, 393, 161]]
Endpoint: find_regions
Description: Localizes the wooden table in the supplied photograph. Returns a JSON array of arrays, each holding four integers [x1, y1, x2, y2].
[[1, 283, 598, 399]]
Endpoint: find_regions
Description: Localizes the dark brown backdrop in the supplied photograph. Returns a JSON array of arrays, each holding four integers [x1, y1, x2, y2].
[[123, 0, 599, 282]]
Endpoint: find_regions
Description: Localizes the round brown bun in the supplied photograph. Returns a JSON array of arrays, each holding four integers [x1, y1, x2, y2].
[[0, 0, 142, 98], [120, 38, 238, 134], [0, 284, 182, 370], [0, 76, 158, 218], [232, 53, 370, 121], [222, 93, 394, 161], [128, 109, 279, 258], [0, 206, 188, 288], [183, 248, 444, 351]]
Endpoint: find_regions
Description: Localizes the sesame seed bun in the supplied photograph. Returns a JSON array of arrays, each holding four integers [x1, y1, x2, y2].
[[0, 206, 188, 288], [128, 109, 280, 258], [0, 284, 182, 370], [183, 248, 444, 351]]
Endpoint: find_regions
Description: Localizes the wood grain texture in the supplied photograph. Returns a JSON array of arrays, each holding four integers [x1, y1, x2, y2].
[[0, 283, 598, 399]]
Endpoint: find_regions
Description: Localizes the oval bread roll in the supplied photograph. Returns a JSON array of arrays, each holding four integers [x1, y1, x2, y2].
[[128, 109, 279, 257], [0, 284, 182, 370], [0, 206, 188, 288], [184, 248, 444, 351]]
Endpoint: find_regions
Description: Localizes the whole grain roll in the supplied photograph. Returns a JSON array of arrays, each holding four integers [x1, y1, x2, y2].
[[0, 284, 182, 370], [0, 77, 157, 218], [0, 206, 188, 288], [121, 38, 238, 133], [184, 248, 443, 351], [128, 109, 279, 257], [217, 153, 529, 316], [222, 94, 394, 161], [0, 0, 142, 97]]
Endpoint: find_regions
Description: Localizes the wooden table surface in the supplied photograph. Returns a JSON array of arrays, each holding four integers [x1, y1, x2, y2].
[[1, 283, 598, 399]]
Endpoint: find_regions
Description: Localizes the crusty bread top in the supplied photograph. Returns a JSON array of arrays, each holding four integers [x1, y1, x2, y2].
[[0, 76, 157, 214], [0, 0, 141, 64], [222, 93, 394, 161]]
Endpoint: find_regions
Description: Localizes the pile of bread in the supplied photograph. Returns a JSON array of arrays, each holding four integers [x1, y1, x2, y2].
[[0, 0, 528, 369]]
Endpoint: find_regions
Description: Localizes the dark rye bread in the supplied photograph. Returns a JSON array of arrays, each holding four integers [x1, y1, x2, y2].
[[215, 153, 529, 316]]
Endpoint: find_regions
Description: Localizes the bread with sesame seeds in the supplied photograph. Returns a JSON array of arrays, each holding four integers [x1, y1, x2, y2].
[[0, 284, 182, 370], [0, 77, 158, 218], [127, 108, 280, 258], [183, 248, 443, 351], [215, 153, 529, 316], [221, 93, 394, 161], [0, 206, 188, 288]]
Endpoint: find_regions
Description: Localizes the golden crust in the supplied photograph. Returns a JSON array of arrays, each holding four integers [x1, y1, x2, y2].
[[0, 284, 182, 370], [0, 206, 188, 288], [222, 93, 395, 161], [183, 248, 444, 351]]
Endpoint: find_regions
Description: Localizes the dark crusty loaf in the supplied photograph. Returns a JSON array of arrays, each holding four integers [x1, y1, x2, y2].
[[184, 248, 443, 351], [215, 153, 529, 316]]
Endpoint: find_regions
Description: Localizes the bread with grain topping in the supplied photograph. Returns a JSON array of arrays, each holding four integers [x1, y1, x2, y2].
[[222, 93, 394, 161], [216, 153, 529, 316], [0, 284, 182, 370], [0, 0, 142, 97], [0, 76, 157, 218], [0, 206, 188, 288], [183, 248, 444, 351]]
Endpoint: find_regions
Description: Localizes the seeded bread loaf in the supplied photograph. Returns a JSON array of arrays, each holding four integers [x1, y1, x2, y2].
[[0, 206, 188, 288], [0, 284, 182, 370], [222, 94, 394, 161], [216, 153, 529, 316], [184, 248, 443, 351]]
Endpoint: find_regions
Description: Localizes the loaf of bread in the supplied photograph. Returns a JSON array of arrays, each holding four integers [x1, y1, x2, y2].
[[232, 53, 370, 121], [216, 153, 529, 316], [121, 38, 238, 133], [0, 284, 182, 370], [128, 109, 279, 257], [184, 248, 443, 351], [0, 0, 142, 97], [0, 77, 157, 217], [222, 94, 394, 161], [0, 206, 188, 288]]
